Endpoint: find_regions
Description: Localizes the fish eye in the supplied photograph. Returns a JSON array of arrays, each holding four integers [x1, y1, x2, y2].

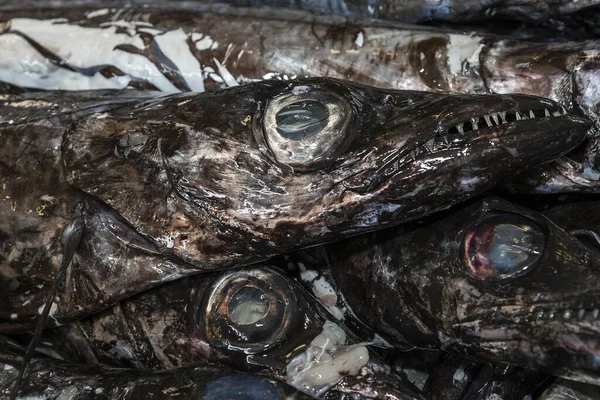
[[202, 267, 297, 353], [255, 86, 353, 171], [463, 213, 545, 280]]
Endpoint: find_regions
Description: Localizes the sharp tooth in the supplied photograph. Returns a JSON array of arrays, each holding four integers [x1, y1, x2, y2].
[[426, 138, 435, 150], [545, 109, 551, 117], [457, 123, 464, 134], [560, 106, 567, 114], [516, 112, 522, 121], [499, 112, 507, 124], [593, 309, 599, 319], [470, 118, 479, 130], [529, 110, 535, 118], [491, 113, 499, 125], [484, 115, 492, 127], [579, 309, 585, 320], [553, 110, 561, 116]]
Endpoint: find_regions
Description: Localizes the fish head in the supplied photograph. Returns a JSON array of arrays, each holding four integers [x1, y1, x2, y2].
[[62, 264, 423, 399], [330, 196, 600, 384], [64, 78, 591, 268]]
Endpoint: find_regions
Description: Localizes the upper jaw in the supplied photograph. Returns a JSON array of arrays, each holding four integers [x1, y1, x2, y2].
[[345, 93, 591, 195]]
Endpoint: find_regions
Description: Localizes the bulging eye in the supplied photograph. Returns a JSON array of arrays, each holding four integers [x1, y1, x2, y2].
[[255, 86, 354, 171], [463, 213, 545, 280], [202, 267, 297, 354]]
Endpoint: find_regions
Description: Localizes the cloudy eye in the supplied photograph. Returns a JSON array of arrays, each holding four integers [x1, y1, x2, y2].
[[275, 100, 329, 141], [255, 86, 354, 171], [463, 213, 545, 280], [202, 267, 297, 353]]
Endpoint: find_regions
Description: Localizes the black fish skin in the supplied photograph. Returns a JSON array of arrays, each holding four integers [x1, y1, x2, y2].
[[1, 6, 598, 194], [1, 0, 598, 37], [328, 196, 600, 385], [0, 336, 313, 400], [36, 265, 425, 399], [1, 79, 588, 333]]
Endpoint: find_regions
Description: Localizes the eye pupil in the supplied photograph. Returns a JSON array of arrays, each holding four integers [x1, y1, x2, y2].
[[465, 214, 545, 279], [228, 287, 269, 325], [275, 100, 329, 141]]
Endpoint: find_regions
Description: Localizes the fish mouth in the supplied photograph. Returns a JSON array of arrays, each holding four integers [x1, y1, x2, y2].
[[358, 96, 590, 194], [427, 98, 577, 154], [458, 302, 600, 384]]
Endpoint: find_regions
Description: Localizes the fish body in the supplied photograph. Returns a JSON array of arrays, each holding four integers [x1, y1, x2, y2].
[[2, 0, 599, 32], [0, 336, 314, 400], [34, 265, 426, 399], [1, 7, 598, 192], [3, 79, 584, 332]]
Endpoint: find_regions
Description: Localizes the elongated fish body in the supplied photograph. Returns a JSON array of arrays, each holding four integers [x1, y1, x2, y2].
[[1, 7, 598, 192], [0, 7, 596, 117], [34, 265, 426, 399], [2, 0, 599, 33], [326, 196, 600, 385], [0, 336, 313, 400], [4, 79, 585, 333]]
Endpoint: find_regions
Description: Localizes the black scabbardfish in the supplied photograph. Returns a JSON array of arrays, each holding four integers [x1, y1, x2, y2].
[[0, 335, 313, 399], [326, 196, 600, 386], [2, 79, 587, 333], [1, 7, 599, 194], [35, 265, 426, 399]]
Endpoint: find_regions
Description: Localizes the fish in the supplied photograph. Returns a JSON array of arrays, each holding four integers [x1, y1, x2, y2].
[[33, 265, 426, 399], [1, 7, 598, 192], [325, 196, 600, 385], [4, 79, 584, 334], [0, 335, 314, 399], [2, 0, 599, 36]]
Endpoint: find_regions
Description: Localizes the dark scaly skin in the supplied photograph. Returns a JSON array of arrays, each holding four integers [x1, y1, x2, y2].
[[35, 265, 425, 399], [327, 196, 600, 385], [0, 336, 313, 400], [4, 79, 587, 333]]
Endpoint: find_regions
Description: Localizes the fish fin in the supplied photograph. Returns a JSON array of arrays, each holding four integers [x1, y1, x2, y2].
[[9, 218, 84, 400]]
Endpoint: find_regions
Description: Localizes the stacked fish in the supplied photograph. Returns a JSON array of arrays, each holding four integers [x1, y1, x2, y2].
[[1, 1, 600, 399]]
